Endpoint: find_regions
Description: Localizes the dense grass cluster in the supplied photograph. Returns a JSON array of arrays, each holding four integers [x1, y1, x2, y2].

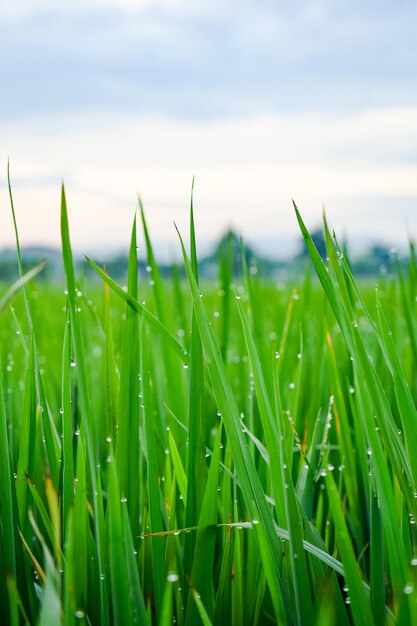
[[1, 186, 417, 625]]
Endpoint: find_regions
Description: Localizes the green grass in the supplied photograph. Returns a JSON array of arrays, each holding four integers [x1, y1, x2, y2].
[[1, 186, 417, 625]]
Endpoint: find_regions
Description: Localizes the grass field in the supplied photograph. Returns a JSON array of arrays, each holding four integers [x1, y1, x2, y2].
[[1, 185, 417, 625]]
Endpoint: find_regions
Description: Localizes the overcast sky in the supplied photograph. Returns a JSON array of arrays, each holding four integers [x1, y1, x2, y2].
[[0, 0, 416, 257]]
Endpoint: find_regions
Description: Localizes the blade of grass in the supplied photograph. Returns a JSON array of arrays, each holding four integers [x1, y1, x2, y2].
[[185, 186, 207, 585], [0, 359, 17, 578], [185, 423, 222, 625], [16, 335, 37, 530], [61, 185, 109, 626], [141, 322, 165, 618], [116, 216, 140, 531], [0, 260, 47, 315], [107, 448, 134, 626], [326, 471, 374, 626], [61, 309, 74, 537]]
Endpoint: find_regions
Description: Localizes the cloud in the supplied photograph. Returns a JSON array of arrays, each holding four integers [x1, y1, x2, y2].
[[0, 1, 416, 119]]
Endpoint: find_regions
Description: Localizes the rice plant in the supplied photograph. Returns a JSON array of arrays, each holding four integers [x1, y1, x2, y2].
[[1, 183, 417, 625]]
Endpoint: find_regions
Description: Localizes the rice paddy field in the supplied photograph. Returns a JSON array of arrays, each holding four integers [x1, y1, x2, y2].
[[2, 186, 417, 626]]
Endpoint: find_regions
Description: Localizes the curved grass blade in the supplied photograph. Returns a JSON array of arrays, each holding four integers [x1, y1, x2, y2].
[[85, 256, 190, 365], [7, 161, 34, 330], [0, 260, 47, 315]]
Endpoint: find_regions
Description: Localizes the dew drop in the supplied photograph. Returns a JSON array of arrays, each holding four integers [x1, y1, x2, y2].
[[167, 573, 179, 583]]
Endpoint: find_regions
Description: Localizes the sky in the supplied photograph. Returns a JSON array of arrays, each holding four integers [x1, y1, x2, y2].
[[0, 0, 416, 258]]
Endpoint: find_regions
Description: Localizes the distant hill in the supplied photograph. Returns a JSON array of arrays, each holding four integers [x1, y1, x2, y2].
[[0, 230, 405, 283]]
